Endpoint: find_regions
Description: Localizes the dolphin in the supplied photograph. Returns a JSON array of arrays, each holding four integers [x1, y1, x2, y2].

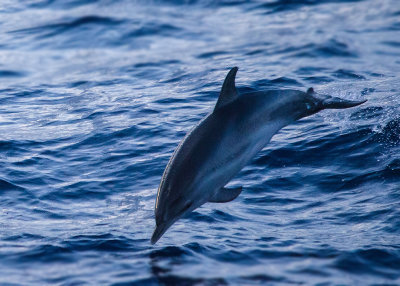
[[151, 67, 366, 244]]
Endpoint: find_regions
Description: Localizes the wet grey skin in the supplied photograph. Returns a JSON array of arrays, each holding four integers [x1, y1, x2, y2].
[[151, 67, 367, 244]]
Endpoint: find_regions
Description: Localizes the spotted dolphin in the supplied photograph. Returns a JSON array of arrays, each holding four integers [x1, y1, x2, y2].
[[151, 67, 366, 244]]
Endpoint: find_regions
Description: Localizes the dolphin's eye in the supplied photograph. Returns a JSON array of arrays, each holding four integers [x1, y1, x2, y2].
[[179, 201, 193, 216], [306, 103, 312, 110]]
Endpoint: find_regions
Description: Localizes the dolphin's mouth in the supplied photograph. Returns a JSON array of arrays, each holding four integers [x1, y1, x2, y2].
[[151, 201, 194, 245], [151, 221, 170, 245], [151, 218, 178, 245]]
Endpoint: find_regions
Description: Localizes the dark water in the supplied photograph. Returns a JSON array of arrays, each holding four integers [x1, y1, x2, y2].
[[1, 0, 399, 284]]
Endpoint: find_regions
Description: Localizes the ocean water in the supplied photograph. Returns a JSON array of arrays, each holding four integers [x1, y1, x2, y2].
[[0, 0, 399, 284]]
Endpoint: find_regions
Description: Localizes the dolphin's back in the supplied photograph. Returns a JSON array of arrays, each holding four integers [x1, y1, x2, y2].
[[155, 113, 225, 217]]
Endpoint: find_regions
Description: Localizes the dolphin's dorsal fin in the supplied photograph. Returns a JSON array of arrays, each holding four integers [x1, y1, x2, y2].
[[214, 67, 239, 111], [209, 186, 242, 203]]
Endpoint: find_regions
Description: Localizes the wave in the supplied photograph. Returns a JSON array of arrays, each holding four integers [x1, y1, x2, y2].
[[253, 0, 366, 14]]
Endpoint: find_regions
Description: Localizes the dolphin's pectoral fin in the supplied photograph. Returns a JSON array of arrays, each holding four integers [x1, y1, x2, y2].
[[209, 186, 242, 203], [214, 67, 239, 111]]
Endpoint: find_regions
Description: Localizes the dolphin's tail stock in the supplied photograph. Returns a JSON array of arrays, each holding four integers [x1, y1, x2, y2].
[[323, 96, 367, 109], [306, 87, 367, 110]]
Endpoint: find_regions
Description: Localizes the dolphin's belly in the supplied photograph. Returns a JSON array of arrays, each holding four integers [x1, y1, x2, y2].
[[194, 119, 286, 196], [164, 106, 287, 206]]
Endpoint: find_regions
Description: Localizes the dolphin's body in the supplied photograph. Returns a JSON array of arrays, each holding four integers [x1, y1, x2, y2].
[[151, 67, 366, 244]]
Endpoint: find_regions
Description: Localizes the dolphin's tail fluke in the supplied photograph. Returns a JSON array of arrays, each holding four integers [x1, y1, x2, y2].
[[151, 222, 170, 245], [323, 96, 367, 109]]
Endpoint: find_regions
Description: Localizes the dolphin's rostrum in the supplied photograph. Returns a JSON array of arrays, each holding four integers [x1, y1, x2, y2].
[[151, 67, 366, 244]]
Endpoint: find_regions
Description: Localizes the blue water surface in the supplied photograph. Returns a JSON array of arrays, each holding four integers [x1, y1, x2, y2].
[[0, 0, 399, 285]]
